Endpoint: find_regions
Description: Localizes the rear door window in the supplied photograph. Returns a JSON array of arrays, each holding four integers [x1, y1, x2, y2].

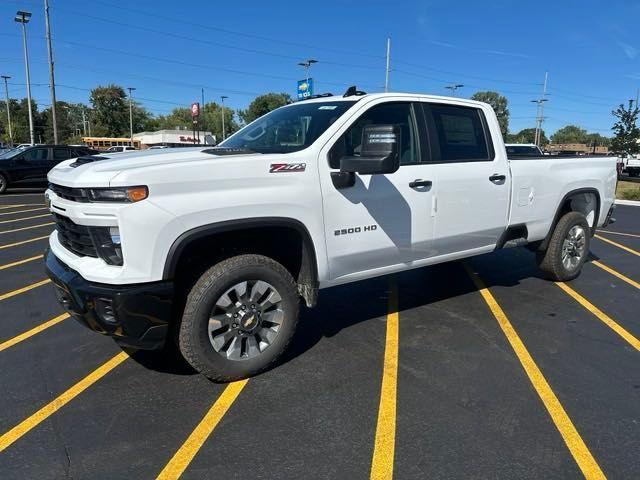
[[22, 148, 49, 162], [53, 147, 70, 161]]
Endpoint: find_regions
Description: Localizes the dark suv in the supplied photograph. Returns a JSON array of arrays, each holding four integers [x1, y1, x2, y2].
[[0, 145, 98, 194]]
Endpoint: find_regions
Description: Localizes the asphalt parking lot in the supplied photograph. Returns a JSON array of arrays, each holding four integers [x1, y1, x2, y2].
[[0, 190, 638, 479]]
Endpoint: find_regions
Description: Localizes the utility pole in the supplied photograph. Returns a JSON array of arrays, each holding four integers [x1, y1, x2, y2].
[[1, 76, 13, 146], [127, 87, 136, 147], [44, 0, 58, 144], [531, 71, 549, 147], [201, 87, 205, 133], [81, 106, 87, 136], [445, 84, 464, 97], [15, 10, 34, 145], [384, 37, 391, 92], [220, 95, 228, 142]]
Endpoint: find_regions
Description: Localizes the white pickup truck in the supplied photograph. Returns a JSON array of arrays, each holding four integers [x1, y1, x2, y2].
[[45, 90, 617, 381]]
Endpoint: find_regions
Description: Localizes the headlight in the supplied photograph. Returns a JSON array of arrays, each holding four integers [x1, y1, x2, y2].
[[87, 186, 148, 203]]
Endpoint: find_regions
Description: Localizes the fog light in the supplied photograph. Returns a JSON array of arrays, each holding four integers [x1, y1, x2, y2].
[[109, 227, 121, 245], [94, 298, 117, 324]]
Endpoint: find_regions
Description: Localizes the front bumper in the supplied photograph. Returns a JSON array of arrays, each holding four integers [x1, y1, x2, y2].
[[45, 248, 174, 350]]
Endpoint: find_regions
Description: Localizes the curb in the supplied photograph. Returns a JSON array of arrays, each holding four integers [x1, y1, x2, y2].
[[615, 199, 640, 207]]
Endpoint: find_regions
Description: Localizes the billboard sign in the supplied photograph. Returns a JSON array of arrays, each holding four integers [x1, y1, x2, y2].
[[191, 102, 200, 118], [297, 78, 314, 100]]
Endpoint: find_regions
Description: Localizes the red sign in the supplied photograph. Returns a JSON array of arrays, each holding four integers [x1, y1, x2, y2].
[[191, 102, 200, 117]]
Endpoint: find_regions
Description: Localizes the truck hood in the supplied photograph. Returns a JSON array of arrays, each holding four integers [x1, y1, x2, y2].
[[47, 147, 262, 187]]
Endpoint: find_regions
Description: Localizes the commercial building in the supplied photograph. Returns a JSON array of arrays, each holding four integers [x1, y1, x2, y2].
[[133, 129, 216, 148]]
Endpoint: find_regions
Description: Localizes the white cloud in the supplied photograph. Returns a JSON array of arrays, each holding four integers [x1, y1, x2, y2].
[[618, 41, 638, 59]]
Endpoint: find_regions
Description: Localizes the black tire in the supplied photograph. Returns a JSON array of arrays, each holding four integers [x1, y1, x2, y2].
[[0, 174, 8, 194], [178, 254, 299, 382], [536, 211, 591, 281]]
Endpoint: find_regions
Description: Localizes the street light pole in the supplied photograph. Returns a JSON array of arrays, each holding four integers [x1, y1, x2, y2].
[[44, 0, 58, 144], [1, 76, 13, 146], [445, 83, 464, 97], [127, 87, 136, 147], [384, 37, 391, 93], [15, 10, 34, 145], [220, 95, 228, 142], [297, 59, 318, 92]]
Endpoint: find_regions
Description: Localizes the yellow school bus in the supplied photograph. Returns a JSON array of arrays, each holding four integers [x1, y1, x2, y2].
[[82, 137, 141, 151]]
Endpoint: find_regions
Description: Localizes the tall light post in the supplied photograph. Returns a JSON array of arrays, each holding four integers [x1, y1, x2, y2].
[[44, 0, 58, 144], [445, 83, 464, 97], [15, 10, 34, 145], [127, 87, 136, 147], [1, 75, 13, 146], [298, 59, 318, 88], [220, 95, 228, 142]]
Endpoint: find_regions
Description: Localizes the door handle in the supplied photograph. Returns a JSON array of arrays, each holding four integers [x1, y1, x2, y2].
[[489, 174, 506, 183], [409, 179, 432, 188]]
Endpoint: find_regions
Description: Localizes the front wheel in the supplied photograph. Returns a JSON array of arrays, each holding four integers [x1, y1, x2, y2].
[[536, 211, 591, 281], [178, 254, 299, 382]]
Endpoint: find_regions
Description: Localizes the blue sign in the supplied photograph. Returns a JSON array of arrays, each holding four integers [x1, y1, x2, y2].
[[297, 78, 314, 100]]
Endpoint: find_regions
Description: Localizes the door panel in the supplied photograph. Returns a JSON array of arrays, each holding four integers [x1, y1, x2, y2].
[[422, 103, 510, 255], [320, 101, 436, 280], [13, 148, 49, 184]]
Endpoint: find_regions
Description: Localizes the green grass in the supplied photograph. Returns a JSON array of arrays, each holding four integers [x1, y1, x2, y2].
[[616, 181, 640, 201]]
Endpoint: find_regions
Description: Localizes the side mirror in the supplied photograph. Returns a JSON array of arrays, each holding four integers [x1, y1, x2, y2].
[[339, 124, 400, 175]]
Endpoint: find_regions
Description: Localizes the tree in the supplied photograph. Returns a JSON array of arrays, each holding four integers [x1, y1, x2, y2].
[[550, 125, 589, 144], [471, 91, 509, 136], [611, 100, 640, 154], [238, 93, 292, 125], [505, 128, 547, 145], [90, 84, 129, 136], [153, 102, 238, 144], [0, 98, 44, 144]]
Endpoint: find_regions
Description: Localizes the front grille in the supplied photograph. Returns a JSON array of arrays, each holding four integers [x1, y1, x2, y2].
[[52, 212, 98, 258], [49, 183, 89, 203]]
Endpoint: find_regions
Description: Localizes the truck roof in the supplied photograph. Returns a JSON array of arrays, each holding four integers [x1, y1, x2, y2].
[[296, 92, 487, 108]]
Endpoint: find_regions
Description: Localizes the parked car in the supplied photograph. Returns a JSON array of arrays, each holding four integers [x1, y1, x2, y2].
[[106, 146, 137, 153], [45, 91, 617, 382], [625, 155, 640, 177], [0, 145, 98, 193]]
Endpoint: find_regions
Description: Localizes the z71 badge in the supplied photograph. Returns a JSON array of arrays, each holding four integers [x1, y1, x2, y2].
[[269, 163, 306, 173]]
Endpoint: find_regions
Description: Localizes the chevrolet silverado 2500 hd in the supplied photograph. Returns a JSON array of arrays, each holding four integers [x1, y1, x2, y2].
[[44, 91, 617, 381]]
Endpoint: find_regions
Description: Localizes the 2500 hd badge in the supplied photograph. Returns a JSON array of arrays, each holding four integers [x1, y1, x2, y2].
[[334, 224, 378, 236]]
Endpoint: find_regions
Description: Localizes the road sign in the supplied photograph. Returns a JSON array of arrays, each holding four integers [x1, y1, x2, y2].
[[297, 79, 314, 100], [191, 102, 200, 117]]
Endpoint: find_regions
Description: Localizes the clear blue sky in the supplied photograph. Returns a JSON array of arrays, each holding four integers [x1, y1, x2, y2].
[[1, 0, 638, 136]]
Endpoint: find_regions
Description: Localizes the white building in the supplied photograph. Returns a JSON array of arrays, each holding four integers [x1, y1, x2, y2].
[[133, 129, 216, 148]]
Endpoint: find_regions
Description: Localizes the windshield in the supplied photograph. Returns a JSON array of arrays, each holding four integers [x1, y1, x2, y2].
[[219, 100, 357, 154], [0, 147, 24, 159]]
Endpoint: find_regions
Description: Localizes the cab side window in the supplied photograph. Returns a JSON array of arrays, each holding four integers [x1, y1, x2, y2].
[[329, 102, 419, 168], [53, 147, 70, 161], [22, 148, 49, 162], [428, 105, 492, 162]]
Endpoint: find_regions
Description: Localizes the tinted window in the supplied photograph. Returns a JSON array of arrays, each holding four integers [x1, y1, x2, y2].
[[53, 148, 70, 160], [429, 105, 490, 161], [22, 148, 49, 162], [506, 145, 540, 156], [330, 102, 419, 168]]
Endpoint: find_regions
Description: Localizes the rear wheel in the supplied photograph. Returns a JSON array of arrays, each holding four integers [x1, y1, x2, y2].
[[178, 254, 299, 382], [0, 174, 8, 194], [536, 211, 590, 281]]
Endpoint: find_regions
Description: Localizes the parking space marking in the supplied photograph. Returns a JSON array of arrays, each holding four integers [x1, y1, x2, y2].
[[0, 279, 51, 302], [0, 255, 43, 271], [0, 351, 129, 453], [596, 230, 640, 239], [555, 282, 640, 351], [370, 281, 399, 480], [594, 234, 640, 257], [465, 265, 606, 480], [591, 260, 640, 290], [0, 205, 27, 210], [0, 213, 51, 225], [0, 313, 69, 353], [0, 222, 54, 235], [156, 379, 249, 480], [0, 235, 50, 250], [0, 207, 47, 216]]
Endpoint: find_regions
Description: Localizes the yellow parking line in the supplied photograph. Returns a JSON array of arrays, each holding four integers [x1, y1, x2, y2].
[[594, 234, 640, 257], [0, 205, 27, 210], [370, 281, 399, 480], [0, 213, 50, 225], [596, 230, 640, 239], [555, 282, 640, 351], [0, 222, 54, 235], [0, 235, 50, 250], [464, 265, 605, 480], [591, 260, 640, 290], [0, 279, 51, 301], [0, 207, 48, 216], [0, 313, 69, 353], [0, 351, 129, 453], [0, 255, 43, 271], [156, 379, 249, 480]]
